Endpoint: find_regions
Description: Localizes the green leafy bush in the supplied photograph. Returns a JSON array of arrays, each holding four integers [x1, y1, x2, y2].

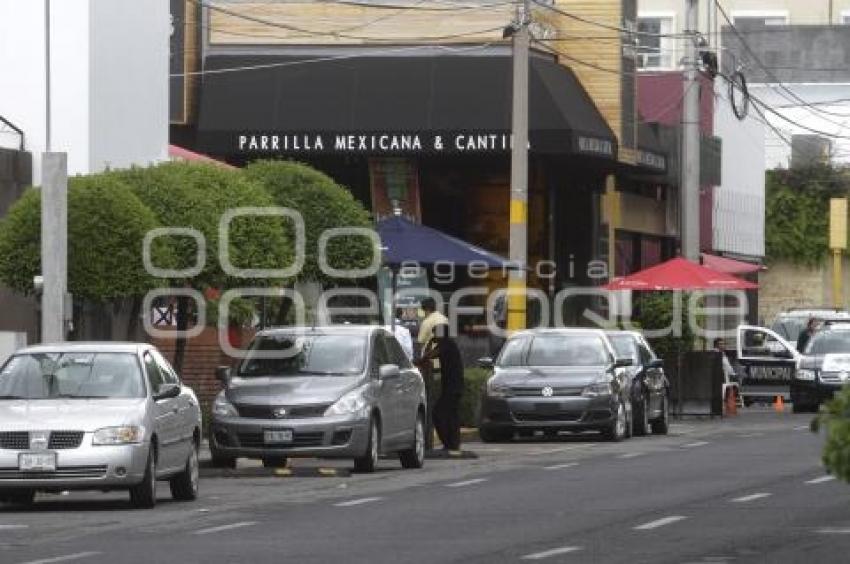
[[0, 176, 171, 300], [115, 162, 292, 289], [242, 160, 374, 282], [765, 165, 850, 265], [813, 387, 850, 482], [633, 292, 695, 359], [431, 367, 491, 428]]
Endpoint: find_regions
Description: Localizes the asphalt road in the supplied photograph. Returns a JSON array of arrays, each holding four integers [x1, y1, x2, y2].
[[1, 408, 847, 564]]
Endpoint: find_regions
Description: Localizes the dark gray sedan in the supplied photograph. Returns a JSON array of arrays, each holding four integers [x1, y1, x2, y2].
[[210, 325, 426, 472], [477, 329, 633, 442]]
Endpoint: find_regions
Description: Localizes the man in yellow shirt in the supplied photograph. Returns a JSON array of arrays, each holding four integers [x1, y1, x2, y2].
[[417, 297, 448, 366]]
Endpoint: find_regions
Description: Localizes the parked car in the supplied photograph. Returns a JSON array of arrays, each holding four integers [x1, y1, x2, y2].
[[605, 331, 670, 436], [477, 328, 634, 442], [736, 325, 798, 405], [791, 323, 850, 412], [210, 325, 426, 473], [769, 308, 850, 343], [0, 343, 201, 508]]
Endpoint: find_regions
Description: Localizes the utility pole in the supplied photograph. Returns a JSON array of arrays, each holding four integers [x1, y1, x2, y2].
[[681, 0, 701, 262], [40, 0, 69, 343], [507, 0, 529, 332]]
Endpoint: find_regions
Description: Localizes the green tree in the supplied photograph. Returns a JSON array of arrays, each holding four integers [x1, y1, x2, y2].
[[0, 176, 170, 300], [0, 175, 172, 339], [633, 292, 695, 360], [765, 165, 850, 265], [242, 160, 374, 282], [115, 162, 292, 371], [813, 388, 850, 482]]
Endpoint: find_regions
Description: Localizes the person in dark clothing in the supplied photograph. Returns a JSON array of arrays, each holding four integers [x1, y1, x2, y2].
[[423, 323, 464, 452], [797, 318, 818, 352]]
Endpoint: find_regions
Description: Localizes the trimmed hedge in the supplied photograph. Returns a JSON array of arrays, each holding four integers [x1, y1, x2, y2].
[[431, 367, 491, 428]]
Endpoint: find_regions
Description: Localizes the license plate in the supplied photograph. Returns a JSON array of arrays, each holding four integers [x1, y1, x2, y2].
[[19, 452, 57, 472], [263, 430, 293, 444]]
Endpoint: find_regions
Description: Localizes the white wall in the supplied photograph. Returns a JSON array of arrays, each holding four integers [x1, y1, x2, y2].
[[90, 0, 169, 172], [750, 83, 850, 168], [0, 0, 168, 185], [713, 82, 766, 258]]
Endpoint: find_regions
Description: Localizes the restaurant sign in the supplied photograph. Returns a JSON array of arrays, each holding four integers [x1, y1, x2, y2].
[[209, 131, 616, 158]]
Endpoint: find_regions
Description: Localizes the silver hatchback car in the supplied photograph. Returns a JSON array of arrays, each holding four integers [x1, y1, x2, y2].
[[210, 325, 426, 472], [0, 342, 201, 508]]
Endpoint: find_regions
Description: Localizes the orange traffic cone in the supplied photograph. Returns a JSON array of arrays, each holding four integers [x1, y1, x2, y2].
[[726, 389, 738, 416], [774, 395, 785, 413]]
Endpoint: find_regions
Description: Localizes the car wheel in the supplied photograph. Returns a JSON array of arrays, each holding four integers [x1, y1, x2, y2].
[[479, 426, 512, 443], [399, 413, 425, 469], [129, 449, 157, 509], [209, 449, 237, 469], [0, 489, 35, 506], [603, 401, 627, 442], [169, 446, 199, 502], [261, 457, 288, 469], [651, 396, 670, 435], [633, 395, 650, 436], [354, 417, 380, 473]]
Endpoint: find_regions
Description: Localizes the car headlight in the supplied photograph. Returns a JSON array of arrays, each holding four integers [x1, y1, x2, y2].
[[796, 369, 817, 381], [325, 386, 369, 416], [92, 426, 145, 445], [582, 381, 613, 397], [212, 392, 238, 417], [486, 379, 513, 398]]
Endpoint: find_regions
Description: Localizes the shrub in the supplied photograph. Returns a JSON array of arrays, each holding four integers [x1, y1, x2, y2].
[[430, 367, 491, 428], [242, 160, 374, 282], [813, 387, 850, 482], [0, 176, 171, 300], [633, 292, 695, 359]]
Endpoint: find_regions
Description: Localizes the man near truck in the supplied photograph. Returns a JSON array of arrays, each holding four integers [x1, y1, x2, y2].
[[797, 318, 818, 353]]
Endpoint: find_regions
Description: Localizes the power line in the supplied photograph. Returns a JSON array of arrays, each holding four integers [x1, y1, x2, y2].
[[531, 0, 676, 38], [170, 42, 497, 77]]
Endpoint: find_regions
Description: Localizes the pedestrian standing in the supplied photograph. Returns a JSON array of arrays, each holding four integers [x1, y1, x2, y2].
[[417, 297, 448, 364], [422, 323, 464, 453], [797, 318, 818, 352]]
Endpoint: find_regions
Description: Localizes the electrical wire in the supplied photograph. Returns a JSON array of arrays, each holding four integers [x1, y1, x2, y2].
[[170, 42, 498, 77], [530, 0, 678, 39]]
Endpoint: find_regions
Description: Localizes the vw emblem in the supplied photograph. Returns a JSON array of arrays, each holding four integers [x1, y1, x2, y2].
[[541, 386, 554, 398], [30, 431, 49, 450], [273, 407, 288, 419]]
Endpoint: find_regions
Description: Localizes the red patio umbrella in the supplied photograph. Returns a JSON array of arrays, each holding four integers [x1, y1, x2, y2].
[[604, 257, 758, 291]]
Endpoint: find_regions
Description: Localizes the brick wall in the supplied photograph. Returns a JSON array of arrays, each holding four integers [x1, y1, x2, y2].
[[151, 327, 255, 409]]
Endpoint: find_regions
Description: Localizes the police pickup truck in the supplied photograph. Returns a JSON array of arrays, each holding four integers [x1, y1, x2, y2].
[[736, 322, 850, 412]]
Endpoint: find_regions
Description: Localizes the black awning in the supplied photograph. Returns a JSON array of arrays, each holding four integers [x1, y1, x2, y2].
[[195, 53, 616, 158]]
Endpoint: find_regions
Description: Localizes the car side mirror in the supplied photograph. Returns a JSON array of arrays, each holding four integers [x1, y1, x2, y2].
[[477, 357, 494, 369], [153, 383, 181, 401], [215, 366, 231, 384], [648, 359, 664, 369], [379, 364, 400, 380], [615, 357, 634, 368]]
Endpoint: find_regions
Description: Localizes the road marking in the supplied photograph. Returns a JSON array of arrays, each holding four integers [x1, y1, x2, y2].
[[634, 515, 688, 530], [18, 552, 101, 564], [543, 462, 579, 470], [193, 521, 257, 535], [446, 478, 488, 488], [521, 546, 583, 560], [334, 497, 383, 507], [619, 452, 645, 459], [805, 475, 836, 485], [531, 446, 583, 455], [0, 524, 28, 530], [681, 441, 709, 448], [730, 492, 772, 503], [816, 527, 850, 534], [794, 425, 809, 431], [738, 433, 763, 438]]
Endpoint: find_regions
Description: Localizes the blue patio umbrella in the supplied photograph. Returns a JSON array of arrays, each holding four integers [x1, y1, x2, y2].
[[376, 215, 520, 268]]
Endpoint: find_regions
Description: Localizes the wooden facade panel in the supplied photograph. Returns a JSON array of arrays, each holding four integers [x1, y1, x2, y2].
[[209, 2, 513, 44]]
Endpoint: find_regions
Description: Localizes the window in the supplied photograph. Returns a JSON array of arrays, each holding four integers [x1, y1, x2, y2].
[[384, 335, 411, 369], [152, 350, 179, 385], [637, 15, 674, 69], [731, 12, 788, 30], [842, 11, 850, 24], [371, 335, 390, 376], [143, 352, 165, 394]]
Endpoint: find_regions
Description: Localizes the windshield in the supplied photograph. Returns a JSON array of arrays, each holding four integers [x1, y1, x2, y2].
[[0, 352, 145, 400], [504, 335, 610, 367], [238, 334, 367, 377], [805, 331, 850, 356], [771, 319, 804, 341], [608, 335, 638, 362]]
